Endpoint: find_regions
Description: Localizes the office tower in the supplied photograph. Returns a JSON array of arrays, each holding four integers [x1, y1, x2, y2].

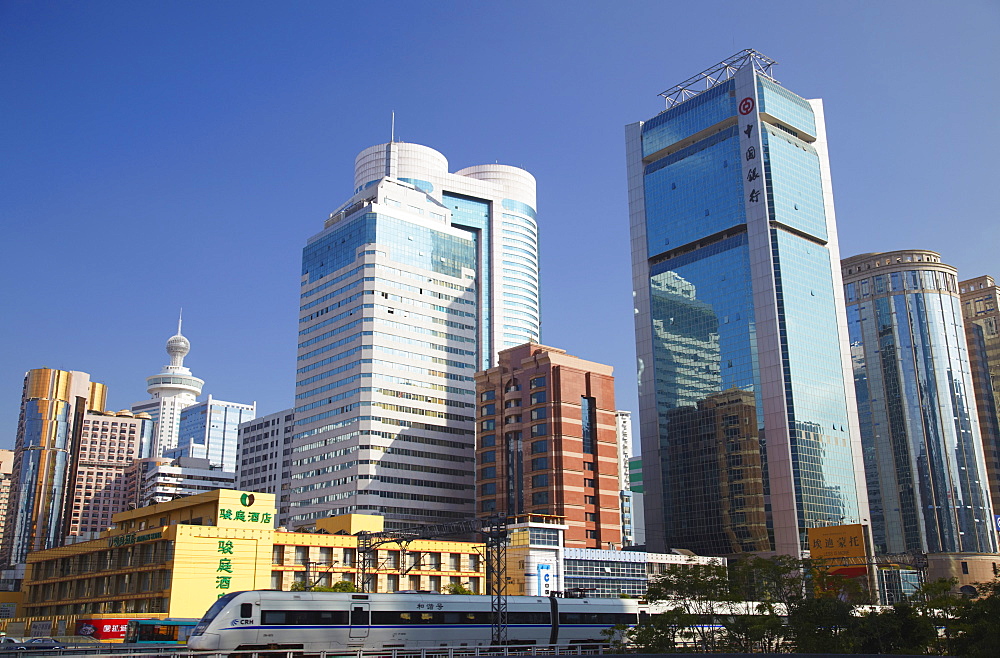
[[163, 395, 255, 472], [626, 50, 869, 556], [841, 251, 995, 554], [960, 275, 1000, 520], [615, 411, 637, 546], [132, 316, 204, 457], [475, 343, 621, 549], [2, 369, 106, 569], [0, 451, 13, 551], [290, 142, 537, 529], [237, 408, 293, 500], [64, 409, 153, 542], [124, 456, 238, 506]]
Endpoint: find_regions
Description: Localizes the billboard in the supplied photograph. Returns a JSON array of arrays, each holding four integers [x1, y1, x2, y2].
[[807, 524, 867, 560]]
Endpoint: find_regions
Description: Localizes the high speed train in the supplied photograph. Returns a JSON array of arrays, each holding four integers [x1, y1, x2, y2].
[[187, 591, 638, 652]]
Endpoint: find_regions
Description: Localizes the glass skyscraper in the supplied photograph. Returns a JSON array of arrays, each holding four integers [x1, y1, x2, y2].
[[288, 142, 537, 529], [843, 250, 996, 554], [626, 50, 869, 557], [165, 395, 256, 472]]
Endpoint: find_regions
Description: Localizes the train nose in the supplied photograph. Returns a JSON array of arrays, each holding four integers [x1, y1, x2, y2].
[[188, 633, 220, 650]]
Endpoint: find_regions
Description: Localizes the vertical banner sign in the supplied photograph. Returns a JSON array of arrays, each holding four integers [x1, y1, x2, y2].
[[537, 563, 552, 596], [735, 73, 767, 231]]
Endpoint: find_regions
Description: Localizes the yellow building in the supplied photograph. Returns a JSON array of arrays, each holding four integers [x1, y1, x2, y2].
[[7, 489, 486, 638]]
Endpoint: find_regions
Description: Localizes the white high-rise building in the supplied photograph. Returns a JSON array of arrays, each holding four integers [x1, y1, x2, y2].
[[288, 142, 538, 530], [132, 315, 204, 457]]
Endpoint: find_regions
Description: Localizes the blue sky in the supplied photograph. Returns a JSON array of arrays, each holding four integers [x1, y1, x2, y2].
[[2, 0, 998, 446]]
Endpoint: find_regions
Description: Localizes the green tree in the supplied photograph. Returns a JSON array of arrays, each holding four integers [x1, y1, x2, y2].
[[722, 556, 808, 653], [602, 608, 686, 653], [786, 595, 856, 654], [950, 580, 1000, 658], [854, 603, 937, 655], [289, 580, 357, 592], [444, 582, 474, 595], [912, 577, 963, 655], [645, 559, 733, 652]]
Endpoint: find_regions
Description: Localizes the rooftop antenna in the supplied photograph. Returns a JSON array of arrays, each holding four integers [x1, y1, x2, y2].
[[177, 308, 183, 335], [390, 111, 395, 143]]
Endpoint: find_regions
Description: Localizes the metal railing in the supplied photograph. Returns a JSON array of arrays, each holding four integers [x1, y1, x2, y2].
[[5, 642, 614, 657]]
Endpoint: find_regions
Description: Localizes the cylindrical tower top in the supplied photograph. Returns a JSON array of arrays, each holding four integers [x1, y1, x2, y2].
[[455, 164, 537, 209], [354, 142, 449, 192], [842, 250, 953, 282]]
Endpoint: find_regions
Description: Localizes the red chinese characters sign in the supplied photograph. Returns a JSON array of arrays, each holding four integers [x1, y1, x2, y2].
[[75, 619, 129, 640]]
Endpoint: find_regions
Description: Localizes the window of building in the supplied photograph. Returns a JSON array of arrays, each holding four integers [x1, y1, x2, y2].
[[480, 404, 496, 417], [531, 474, 549, 488], [584, 461, 595, 471], [581, 396, 597, 454], [480, 451, 496, 464], [530, 423, 547, 437], [531, 456, 548, 471], [530, 407, 547, 421], [531, 440, 548, 454], [532, 491, 549, 506], [505, 399, 521, 408], [481, 466, 496, 479], [585, 512, 597, 522], [585, 495, 596, 505], [530, 391, 546, 405], [480, 420, 496, 431], [481, 483, 496, 496], [586, 530, 598, 539], [530, 376, 546, 389]]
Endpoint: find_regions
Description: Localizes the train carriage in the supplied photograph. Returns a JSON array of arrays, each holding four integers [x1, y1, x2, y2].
[[188, 591, 637, 652]]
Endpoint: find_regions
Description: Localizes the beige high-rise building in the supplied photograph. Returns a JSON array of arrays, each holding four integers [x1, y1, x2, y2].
[[64, 409, 153, 543], [960, 275, 1000, 520], [0, 450, 13, 548]]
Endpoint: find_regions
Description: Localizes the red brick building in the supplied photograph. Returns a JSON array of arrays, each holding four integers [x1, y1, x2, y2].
[[475, 343, 621, 549]]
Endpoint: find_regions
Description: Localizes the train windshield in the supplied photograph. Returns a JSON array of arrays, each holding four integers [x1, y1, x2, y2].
[[191, 592, 242, 637]]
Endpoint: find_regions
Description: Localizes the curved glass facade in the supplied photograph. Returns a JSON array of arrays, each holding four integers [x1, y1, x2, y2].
[[844, 253, 996, 554]]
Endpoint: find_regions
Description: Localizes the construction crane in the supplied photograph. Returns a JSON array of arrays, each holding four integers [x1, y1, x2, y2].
[[355, 515, 510, 645]]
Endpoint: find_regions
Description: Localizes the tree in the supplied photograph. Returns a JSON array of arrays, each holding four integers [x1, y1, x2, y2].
[[645, 559, 733, 652], [603, 608, 686, 654], [444, 582, 474, 595], [854, 603, 937, 655], [289, 580, 357, 592], [950, 580, 1000, 658], [786, 595, 856, 654], [724, 556, 804, 653], [911, 577, 963, 655]]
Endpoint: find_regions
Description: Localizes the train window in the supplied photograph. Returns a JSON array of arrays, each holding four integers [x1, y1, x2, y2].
[[262, 610, 349, 625], [351, 606, 370, 626], [262, 611, 286, 625], [420, 613, 434, 622], [240, 603, 253, 618]]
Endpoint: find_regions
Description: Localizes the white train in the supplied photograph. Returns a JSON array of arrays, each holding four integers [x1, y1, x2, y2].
[[187, 591, 638, 652]]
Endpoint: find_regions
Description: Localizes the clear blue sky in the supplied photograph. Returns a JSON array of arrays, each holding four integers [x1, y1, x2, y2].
[[2, 1, 998, 447]]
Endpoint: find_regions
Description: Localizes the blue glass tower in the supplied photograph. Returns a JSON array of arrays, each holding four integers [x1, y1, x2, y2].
[[627, 51, 870, 557], [843, 250, 996, 555], [166, 396, 256, 472]]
